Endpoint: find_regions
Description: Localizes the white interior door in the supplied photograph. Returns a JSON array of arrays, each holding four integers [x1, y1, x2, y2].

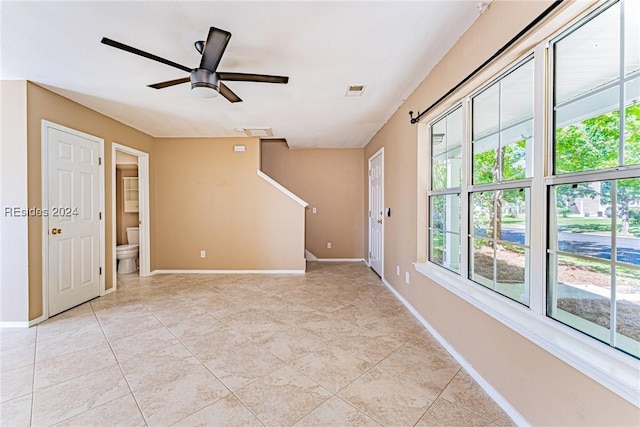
[[47, 127, 101, 316], [369, 150, 383, 276]]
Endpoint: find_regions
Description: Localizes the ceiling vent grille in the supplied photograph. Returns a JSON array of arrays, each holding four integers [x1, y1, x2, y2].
[[346, 85, 366, 96], [237, 127, 274, 137]]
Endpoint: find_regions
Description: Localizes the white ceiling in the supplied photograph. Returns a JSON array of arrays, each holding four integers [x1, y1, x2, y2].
[[1, 1, 483, 148]]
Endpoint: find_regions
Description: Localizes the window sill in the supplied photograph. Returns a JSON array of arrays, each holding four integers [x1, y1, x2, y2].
[[414, 262, 640, 406]]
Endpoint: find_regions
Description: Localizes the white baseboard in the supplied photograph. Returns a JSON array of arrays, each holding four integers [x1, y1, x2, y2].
[[153, 269, 306, 274], [0, 321, 30, 328], [316, 258, 365, 263], [305, 250, 318, 261], [381, 277, 528, 427]]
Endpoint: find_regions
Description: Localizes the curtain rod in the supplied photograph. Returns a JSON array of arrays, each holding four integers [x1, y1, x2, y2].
[[409, 0, 564, 125]]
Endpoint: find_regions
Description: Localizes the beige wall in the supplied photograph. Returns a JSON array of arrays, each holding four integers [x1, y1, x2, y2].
[[154, 137, 306, 271], [261, 142, 364, 259], [363, 1, 639, 425], [21, 83, 307, 319], [115, 168, 139, 245], [26, 82, 155, 320]]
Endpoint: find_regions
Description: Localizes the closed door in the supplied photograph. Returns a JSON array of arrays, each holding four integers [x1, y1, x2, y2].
[[369, 151, 383, 276], [47, 127, 101, 316]]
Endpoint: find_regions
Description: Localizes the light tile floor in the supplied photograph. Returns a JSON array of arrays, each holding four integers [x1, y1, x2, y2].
[[1, 262, 514, 427]]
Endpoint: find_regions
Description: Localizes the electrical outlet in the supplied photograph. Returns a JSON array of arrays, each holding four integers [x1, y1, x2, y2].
[[200, 250, 206, 258], [405, 271, 410, 284], [397, 265, 400, 276], [312, 207, 317, 214], [327, 242, 332, 249]]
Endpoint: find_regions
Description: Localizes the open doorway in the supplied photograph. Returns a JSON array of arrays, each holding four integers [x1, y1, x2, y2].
[[112, 143, 150, 289]]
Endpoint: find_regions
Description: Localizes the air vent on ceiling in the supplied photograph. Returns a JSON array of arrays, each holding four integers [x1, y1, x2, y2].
[[345, 85, 366, 97], [236, 127, 274, 137]]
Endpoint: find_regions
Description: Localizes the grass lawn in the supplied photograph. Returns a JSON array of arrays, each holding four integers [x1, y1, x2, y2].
[[502, 216, 640, 237]]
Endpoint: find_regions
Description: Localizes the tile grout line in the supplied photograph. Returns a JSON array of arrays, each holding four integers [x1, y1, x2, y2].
[[89, 296, 150, 427], [15, 265, 512, 427], [144, 294, 243, 426], [409, 366, 463, 427], [29, 325, 38, 427]]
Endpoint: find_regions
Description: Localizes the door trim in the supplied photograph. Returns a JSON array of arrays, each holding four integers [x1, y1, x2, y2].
[[368, 147, 384, 278], [41, 120, 105, 321], [112, 143, 151, 289]]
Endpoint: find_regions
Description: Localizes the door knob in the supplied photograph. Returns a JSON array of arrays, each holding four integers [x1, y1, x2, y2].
[[51, 228, 62, 235]]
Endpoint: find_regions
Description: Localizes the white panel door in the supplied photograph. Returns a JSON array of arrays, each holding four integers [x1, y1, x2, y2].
[[369, 151, 383, 276], [47, 127, 100, 316]]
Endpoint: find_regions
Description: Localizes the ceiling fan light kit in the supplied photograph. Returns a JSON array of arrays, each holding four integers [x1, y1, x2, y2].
[[101, 26, 289, 103], [190, 69, 219, 98]]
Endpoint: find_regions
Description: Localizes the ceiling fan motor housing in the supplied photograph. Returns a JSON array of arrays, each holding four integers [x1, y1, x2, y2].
[[190, 68, 220, 97]]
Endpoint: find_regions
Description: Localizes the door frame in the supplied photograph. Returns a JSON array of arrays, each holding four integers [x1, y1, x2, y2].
[[41, 120, 105, 321], [111, 143, 151, 288], [368, 147, 384, 277]]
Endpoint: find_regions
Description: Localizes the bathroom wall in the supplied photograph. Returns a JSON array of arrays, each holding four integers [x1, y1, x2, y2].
[[115, 167, 139, 245]]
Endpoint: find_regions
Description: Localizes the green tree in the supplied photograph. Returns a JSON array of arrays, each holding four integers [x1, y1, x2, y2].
[[473, 139, 527, 241], [555, 103, 640, 233]]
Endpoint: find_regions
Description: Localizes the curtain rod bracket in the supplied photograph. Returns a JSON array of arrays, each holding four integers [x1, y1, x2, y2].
[[409, 110, 420, 124]]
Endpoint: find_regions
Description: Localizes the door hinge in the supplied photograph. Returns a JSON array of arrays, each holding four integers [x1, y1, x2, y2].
[[99, 212, 102, 220], [99, 267, 102, 275], [98, 157, 102, 165]]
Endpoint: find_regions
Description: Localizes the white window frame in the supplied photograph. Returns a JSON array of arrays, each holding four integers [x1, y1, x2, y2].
[[546, 0, 640, 359], [428, 105, 463, 274], [415, 0, 640, 406], [467, 56, 535, 307]]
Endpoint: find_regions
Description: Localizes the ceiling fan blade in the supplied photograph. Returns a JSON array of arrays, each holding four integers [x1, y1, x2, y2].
[[219, 82, 242, 103], [218, 72, 289, 84], [199, 27, 231, 72], [148, 77, 190, 89], [101, 37, 192, 73]]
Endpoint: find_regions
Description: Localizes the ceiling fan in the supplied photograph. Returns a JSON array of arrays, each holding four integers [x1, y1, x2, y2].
[[101, 27, 289, 102]]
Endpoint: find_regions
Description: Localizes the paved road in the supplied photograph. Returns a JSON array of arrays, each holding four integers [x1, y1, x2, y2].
[[499, 227, 640, 265]]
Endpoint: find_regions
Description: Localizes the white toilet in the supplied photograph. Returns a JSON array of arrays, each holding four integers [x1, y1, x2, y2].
[[116, 227, 139, 274]]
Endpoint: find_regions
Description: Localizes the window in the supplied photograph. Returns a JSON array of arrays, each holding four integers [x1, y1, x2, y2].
[[422, 0, 639, 375], [472, 59, 534, 184], [469, 58, 534, 306], [428, 106, 462, 273], [547, 0, 640, 357]]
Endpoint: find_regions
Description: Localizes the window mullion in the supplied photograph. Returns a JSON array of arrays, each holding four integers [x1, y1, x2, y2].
[[530, 42, 549, 315], [611, 0, 624, 348], [618, 0, 625, 166], [460, 98, 471, 280], [610, 181, 618, 348]]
